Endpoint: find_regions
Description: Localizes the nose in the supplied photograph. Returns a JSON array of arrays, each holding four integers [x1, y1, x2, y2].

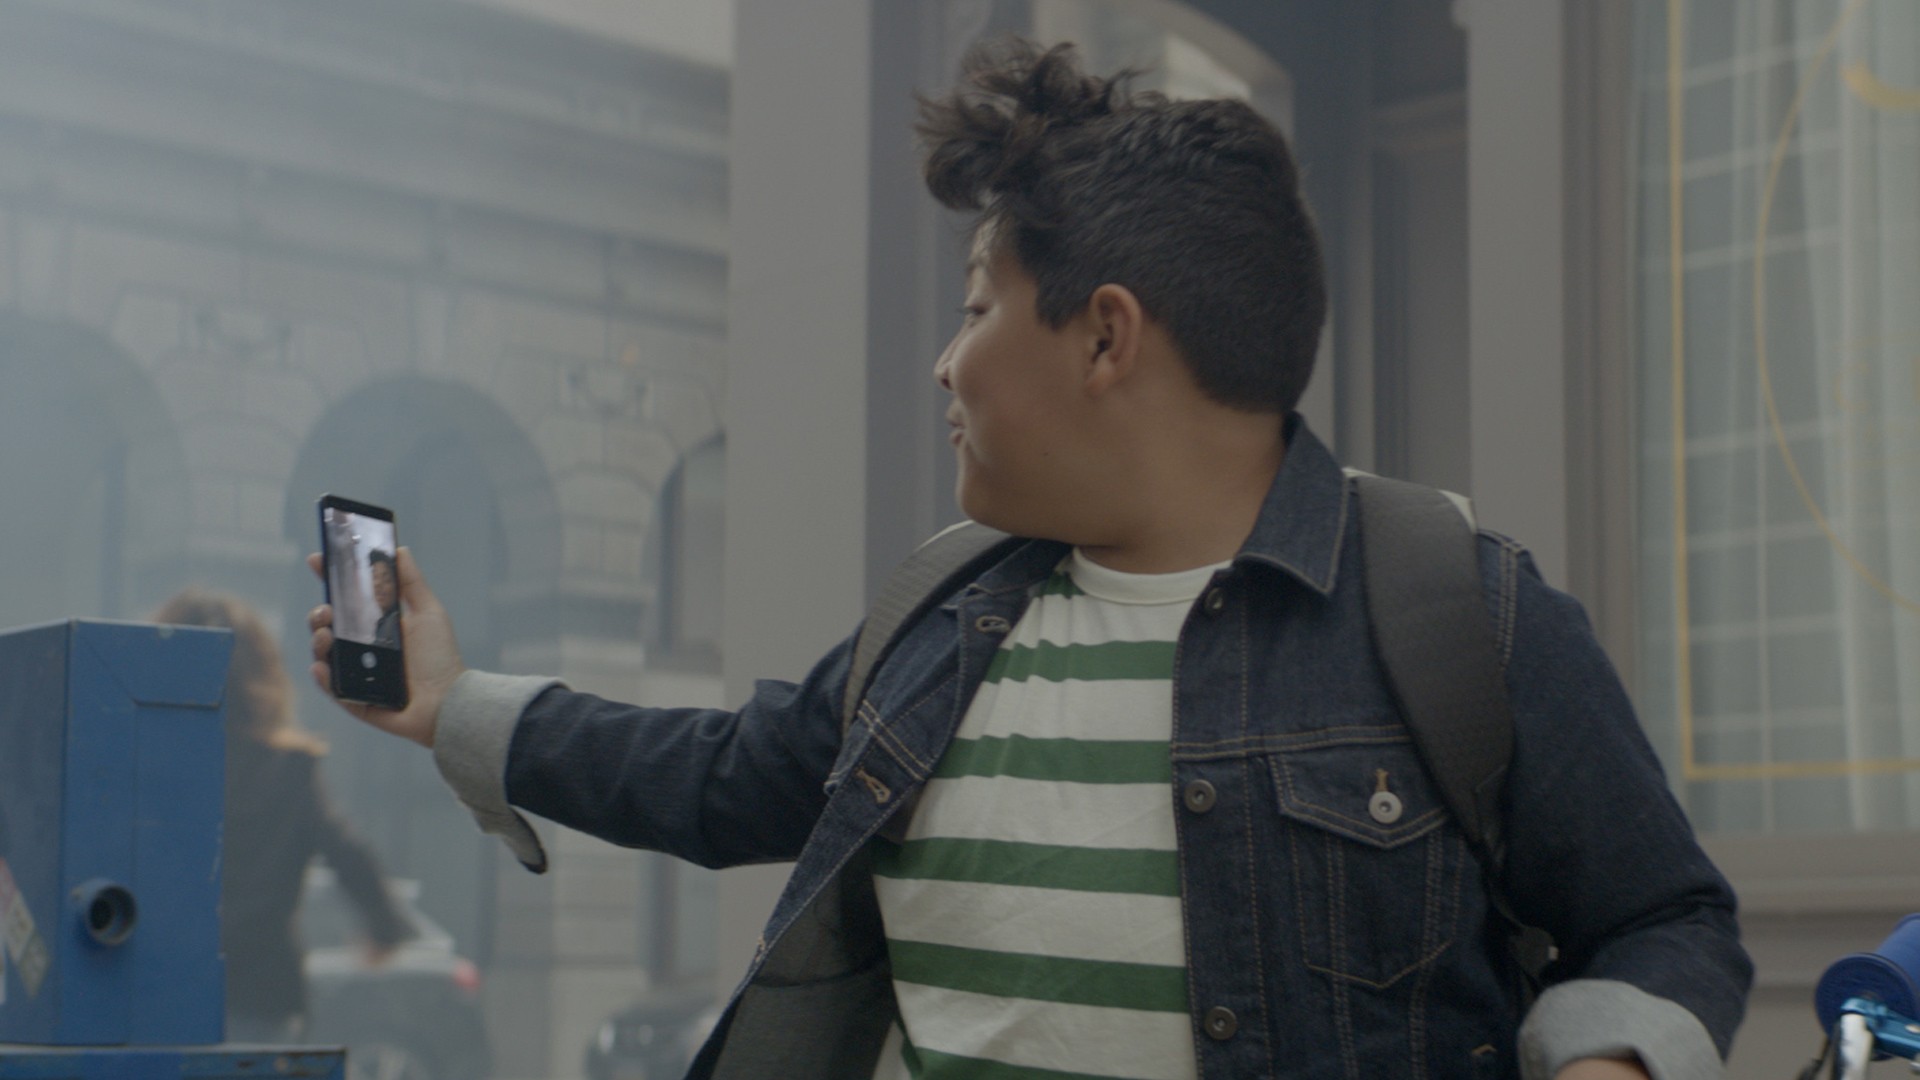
[[933, 338, 955, 391]]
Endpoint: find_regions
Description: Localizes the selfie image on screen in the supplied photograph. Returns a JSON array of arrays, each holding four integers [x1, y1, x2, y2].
[[324, 508, 399, 648]]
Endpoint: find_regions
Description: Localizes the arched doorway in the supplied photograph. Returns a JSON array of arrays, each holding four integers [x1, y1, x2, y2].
[[0, 314, 188, 631]]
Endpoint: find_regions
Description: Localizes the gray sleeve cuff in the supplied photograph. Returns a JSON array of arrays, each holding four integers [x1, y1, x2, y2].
[[432, 670, 564, 873], [1519, 979, 1722, 1080]]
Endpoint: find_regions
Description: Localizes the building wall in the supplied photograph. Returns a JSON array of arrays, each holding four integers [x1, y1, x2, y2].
[[0, 2, 728, 1075]]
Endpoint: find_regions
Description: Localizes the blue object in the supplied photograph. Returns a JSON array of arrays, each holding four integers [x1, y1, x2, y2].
[[0, 620, 231, 1046], [1832, 997, 1920, 1064], [1815, 913, 1920, 1039], [0, 1045, 344, 1078]]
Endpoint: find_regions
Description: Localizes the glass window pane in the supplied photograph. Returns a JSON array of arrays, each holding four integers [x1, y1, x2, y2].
[[1634, 0, 1920, 832]]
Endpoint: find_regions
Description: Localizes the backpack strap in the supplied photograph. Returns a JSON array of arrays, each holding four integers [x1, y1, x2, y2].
[[841, 522, 1016, 737], [1352, 472, 1511, 865], [1353, 472, 1553, 984]]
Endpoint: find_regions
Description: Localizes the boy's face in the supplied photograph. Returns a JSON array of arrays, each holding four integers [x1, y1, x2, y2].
[[371, 559, 397, 613], [934, 239, 1090, 533]]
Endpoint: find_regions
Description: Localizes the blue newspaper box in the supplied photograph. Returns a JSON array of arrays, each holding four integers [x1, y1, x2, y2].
[[0, 619, 231, 1046]]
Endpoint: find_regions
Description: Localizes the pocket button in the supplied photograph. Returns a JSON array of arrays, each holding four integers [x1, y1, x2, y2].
[[1182, 779, 1217, 814], [1204, 1006, 1238, 1040], [1368, 790, 1404, 825]]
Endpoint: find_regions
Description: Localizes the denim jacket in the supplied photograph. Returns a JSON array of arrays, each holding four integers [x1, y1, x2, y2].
[[433, 422, 1750, 1080]]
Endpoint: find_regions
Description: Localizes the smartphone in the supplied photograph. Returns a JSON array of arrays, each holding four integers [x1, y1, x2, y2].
[[317, 494, 409, 710]]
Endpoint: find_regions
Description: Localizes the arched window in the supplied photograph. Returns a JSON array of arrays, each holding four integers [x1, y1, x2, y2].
[[642, 433, 724, 673], [1632, 0, 1920, 833], [0, 316, 187, 630]]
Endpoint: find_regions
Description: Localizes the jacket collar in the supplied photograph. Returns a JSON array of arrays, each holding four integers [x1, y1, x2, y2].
[[1233, 414, 1349, 597], [964, 413, 1350, 600]]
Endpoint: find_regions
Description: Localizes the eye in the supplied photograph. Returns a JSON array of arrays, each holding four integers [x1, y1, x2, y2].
[[958, 305, 985, 322]]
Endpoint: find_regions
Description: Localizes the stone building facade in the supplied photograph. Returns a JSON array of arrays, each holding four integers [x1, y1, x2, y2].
[[0, 1, 727, 1074]]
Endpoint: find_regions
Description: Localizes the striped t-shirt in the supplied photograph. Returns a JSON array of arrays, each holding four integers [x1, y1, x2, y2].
[[870, 549, 1225, 1080]]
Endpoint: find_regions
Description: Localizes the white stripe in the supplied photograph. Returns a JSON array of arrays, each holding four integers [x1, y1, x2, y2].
[[959, 679, 1176, 742], [894, 983, 1198, 1080], [870, 1026, 909, 1080], [1006, 597, 1191, 653], [875, 878, 1186, 968], [902, 774, 1177, 849], [1067, 549, 1224, 605]]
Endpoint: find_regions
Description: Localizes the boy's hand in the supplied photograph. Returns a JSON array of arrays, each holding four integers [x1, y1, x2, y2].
[[1555, 1059, 1651, 1080], [306, 546, 463, 748]]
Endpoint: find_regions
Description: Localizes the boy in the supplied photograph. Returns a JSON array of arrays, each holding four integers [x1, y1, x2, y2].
[[309, 39, 1748, 1080]]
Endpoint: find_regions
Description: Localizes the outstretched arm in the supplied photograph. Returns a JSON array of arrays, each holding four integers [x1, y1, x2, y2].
[[306, 547, 853, 873]]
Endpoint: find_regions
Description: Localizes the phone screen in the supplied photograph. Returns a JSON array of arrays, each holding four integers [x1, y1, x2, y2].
[[318, 495, 408, 709]]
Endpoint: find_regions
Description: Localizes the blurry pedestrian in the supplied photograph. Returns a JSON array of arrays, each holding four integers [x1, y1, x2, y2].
[[153, 588, 411, 1044]]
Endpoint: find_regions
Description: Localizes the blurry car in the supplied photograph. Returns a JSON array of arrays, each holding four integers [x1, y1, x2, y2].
[[299, 867, 492, 1080], [583, 988, 719, 1080]]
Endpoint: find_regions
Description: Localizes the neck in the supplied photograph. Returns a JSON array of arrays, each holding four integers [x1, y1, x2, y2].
[[1076, 413, 1286, 574]]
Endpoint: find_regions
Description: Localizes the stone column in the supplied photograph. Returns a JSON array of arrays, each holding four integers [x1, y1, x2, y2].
[[1464, 0, 1569, 585]]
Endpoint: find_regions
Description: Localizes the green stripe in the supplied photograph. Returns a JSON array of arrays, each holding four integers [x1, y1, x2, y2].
[[1036, 572, 1085, 598], [902, 1041, 1167, 1080], [874, 838, 1180, 897], [891, 940, 1188, 1013], [934, 736, 1172, 784], [982, 641, 1176, 685]]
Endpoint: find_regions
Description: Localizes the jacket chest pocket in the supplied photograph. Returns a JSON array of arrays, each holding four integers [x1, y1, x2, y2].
[[1267, 736, 1465, 990]]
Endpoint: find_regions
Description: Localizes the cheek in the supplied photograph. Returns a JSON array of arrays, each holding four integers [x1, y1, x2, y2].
[[948, 359, 995, 423]]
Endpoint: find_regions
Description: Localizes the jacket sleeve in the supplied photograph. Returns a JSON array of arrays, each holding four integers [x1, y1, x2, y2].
[[1491, 543, 1752, 1079], [433, 632, 858, 874]]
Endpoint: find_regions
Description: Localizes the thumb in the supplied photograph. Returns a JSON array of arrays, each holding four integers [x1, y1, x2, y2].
[[394, 547, 439, 613]]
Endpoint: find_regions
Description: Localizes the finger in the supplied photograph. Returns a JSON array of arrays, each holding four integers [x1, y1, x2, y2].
[[311, 625, 335, 665], [311, 660, 331, 696], [307, 552, 324, 579], [307, 604, 333, 633], [394, 547, 436, 612]]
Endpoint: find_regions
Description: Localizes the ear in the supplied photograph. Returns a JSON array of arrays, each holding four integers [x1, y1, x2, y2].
[[1081, 283, 1145, 397]]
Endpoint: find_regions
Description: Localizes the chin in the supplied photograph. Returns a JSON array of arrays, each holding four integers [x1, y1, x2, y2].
[[956, 483, 1008, 531], [958, 488, 1058, 542], [955, 483, 988, 526]]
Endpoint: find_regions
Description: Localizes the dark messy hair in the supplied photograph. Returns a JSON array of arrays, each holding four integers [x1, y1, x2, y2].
[[917, 38, 1326, 414], [367, 548, 395, 573]]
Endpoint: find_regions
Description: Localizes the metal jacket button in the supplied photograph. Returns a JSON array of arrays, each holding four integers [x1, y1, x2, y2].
[[1368, 769, 1403, 824], [1204, 1006, 1238, 1040], [1183, 779, 1216, 814], [1202, 588, 1226, 615]]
